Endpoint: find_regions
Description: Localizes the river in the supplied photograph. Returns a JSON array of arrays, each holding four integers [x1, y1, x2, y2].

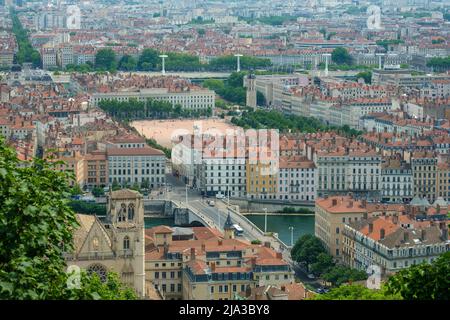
[[245, 214, 315, 246], [144, 214, 314, 246]]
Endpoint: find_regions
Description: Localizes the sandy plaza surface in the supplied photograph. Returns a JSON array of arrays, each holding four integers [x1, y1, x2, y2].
[[131, 118, 239, 148]]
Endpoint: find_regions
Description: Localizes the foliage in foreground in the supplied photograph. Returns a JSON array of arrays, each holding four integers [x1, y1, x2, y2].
[[0, 136, 136, 299], [385, 251, 450, 300], [311, 284, 402, 300]]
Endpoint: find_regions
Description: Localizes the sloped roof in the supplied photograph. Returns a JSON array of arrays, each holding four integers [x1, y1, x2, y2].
[[110, 188, 142, 199]]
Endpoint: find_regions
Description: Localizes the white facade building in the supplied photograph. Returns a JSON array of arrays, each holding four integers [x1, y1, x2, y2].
[[107, 146, 166, 188], [91, 88, 215, 112], [278, 156, 317, 202]]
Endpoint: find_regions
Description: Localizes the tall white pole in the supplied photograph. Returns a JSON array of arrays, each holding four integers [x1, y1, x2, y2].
[[234, 54, 243, 72], [323, 54, 331, 77], [159, 54, 168, 75], [264, 208, 267, 233], [289, 226, 294, 246], [185, 184, 188, 204]]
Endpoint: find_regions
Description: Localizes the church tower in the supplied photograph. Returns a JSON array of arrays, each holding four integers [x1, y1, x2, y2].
[[245, 73, 257, 110], [223, 212, 235, 240], [106, 189, 145, 297]]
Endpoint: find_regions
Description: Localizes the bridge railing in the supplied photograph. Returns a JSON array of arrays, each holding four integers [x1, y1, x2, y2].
[[224, 200, 290, 252]]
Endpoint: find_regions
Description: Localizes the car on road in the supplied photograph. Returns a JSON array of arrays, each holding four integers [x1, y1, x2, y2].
[[215, 193, 225, 199], [208, 200, 215, 207], [307, 274, 316, 279]]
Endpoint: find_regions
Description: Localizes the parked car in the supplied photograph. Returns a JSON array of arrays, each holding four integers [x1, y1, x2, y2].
[[216, 193, 225, 199]]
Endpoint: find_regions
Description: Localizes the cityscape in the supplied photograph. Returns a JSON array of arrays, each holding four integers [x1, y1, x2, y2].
[[0, 0, 449, 304]]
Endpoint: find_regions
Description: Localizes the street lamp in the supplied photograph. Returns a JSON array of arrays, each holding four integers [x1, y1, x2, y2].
[[234, 54, 243, 72], [185, 183, 188, 205], [289, 226, 294, 247], [323, 53, 331, 77], [376, 53, 385, 70], [159, 54, 168, 75], [263, 208, 268, 233]]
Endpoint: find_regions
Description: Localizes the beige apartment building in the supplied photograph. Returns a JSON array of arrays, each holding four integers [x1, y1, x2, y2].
[[81, 150, 108, 189], [411, 152, 437, 203], [436, 162, 450, 202], [315, 195, 367, 259], [145, 215, 294, 300]]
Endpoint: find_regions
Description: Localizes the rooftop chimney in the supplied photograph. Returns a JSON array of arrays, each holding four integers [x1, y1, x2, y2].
[[332, 199, 338, 206], [369, 222, 374, 234], [361, 199, 367, 208], [264, 242, 271, 248], [276, 252, 282, 259], [421, 229, 426, 241], [392, 214, 399, 224], [218, 239, 223, 246], [190, 247, 195, 260], [403, 232, 409, 243], [201, 243, 206, 252], [281, 285, 286, 292], [211, 262, 216, 272], [380, 228, 385, 240]]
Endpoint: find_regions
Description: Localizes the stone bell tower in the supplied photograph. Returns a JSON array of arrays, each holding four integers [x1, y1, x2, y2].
[[106, 189, 145, 297]]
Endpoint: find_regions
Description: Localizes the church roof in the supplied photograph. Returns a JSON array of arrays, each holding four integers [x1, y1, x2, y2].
[[110, 188, 142, 199], [73, 214, 96, 252]]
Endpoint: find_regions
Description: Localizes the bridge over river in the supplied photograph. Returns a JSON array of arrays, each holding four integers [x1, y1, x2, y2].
[[144, 198, 294, 267]]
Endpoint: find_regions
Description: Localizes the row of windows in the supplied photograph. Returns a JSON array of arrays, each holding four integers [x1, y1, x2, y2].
[[110, 169, 162, 175], [154, 271, 182, 279]]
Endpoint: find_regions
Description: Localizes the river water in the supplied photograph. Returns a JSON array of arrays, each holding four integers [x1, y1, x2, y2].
[[144, 214, 315, 246], [245, 214, 315, 246]]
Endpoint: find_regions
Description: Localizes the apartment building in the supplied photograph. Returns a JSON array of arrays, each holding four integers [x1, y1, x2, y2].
[[381, 156, 413, 203], [278, 155, 316, 202], [81, 150, 108, 189], [107, 146, 166, 188], [91, 88, 215, 112], [41, 46, 57, 70], [316, 149, 382, 201], [343, 215, 449, 276], [315, 196, 368, 259], [436, 162, 450, 201], [56, 45, 74, 69], [246, 147, 278, 200], [331, 99, 394, 130], [145, 224, 294, 300], [411, 152, 437, 203]]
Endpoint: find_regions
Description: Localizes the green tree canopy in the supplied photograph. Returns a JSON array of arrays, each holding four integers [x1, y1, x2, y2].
[[138, 48, 160, 71], [0, 136, 136, 299], [118, 55, 137, 71], [355, 71, 372, 84], [312, 284, 401, 300], [386, 251, 450, 300], [291, 235, 327, 271], [322, 265, 367, 286], [95, 48, 117, 71], [310, 252, 334, 276], [331, 47, 352, 65]]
